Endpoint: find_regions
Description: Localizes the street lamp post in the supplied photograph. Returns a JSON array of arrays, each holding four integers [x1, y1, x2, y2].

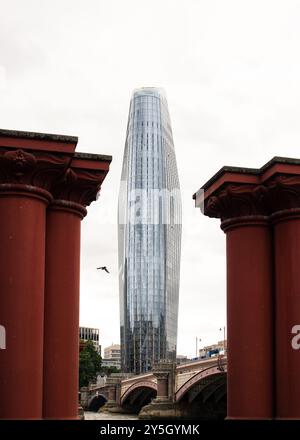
[[219, 326, 226, 353], [196, 337, 201, 358]]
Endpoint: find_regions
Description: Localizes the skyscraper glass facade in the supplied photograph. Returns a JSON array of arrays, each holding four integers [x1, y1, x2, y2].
[[118, 87, 181, 374]]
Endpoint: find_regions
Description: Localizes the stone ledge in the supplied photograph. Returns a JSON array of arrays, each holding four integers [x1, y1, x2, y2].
[[138, 400, 180, 420], [0, 127, 78, 143]]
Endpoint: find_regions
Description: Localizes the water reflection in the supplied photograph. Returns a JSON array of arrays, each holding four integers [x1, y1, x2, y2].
[[84, 411, 138, 420]]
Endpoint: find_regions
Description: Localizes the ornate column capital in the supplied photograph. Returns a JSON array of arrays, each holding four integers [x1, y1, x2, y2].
[[0, 129, 112, 218], [51, 166, 105, 208], [153, 371, 169, 380], [202, 175, 300, 227], [195, 157, 300, 226], [204, 184, 269, 229], [266, 175, 300, 224], [49, 153, 111, 219], [0, 148, 71, 204]]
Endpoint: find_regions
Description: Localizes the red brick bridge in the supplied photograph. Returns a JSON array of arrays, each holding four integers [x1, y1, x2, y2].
[[81, 356, 227, 419]]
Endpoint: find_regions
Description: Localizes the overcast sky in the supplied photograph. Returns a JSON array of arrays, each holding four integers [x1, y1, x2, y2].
[[1, 0, 300, 358]]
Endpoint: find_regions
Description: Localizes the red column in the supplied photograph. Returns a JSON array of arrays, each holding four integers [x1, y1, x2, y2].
[[0, 185, 51, 419], [222, 216, 273, 419], [0, 131, 111, 420], [42, 156, 111, 419], [272, 209, 300, 418], [43, 200, 86, 419], [195, 157, 300, 419]]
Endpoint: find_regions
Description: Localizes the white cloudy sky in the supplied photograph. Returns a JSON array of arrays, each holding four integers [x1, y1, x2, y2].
[[1, 0, 300, 357]]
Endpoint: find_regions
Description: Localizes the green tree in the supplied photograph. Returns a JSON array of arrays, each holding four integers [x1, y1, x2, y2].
[[79, 340, 101, 388]]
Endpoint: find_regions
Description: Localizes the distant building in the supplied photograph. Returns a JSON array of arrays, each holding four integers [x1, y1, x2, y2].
[[102, 344, 121, 369], [199, 340, 227, 358], [119, 87, 182, 374], [176, 355, 189, 364], [104, 344, 120, 359], [79, 327, 101, 355], [101, 358, 121, 369], [199, 348, 207, 358]]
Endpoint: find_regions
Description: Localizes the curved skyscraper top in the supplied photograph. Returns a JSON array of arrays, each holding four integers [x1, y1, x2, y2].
[[118, 87, 182, 374]]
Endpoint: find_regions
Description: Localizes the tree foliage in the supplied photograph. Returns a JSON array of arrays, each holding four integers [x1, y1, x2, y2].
[[79, 340, 101, 388], [100, 365, 120, 376]]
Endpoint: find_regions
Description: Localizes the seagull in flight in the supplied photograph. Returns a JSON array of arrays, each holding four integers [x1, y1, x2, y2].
[[97, 266, 110, 273]]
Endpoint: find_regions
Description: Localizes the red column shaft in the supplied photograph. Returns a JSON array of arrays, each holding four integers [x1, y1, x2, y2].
[[43, 201, 85, 419], [0, 189, 50, 419], [272, 210, 300, 418], [223, 216, 273, 419]]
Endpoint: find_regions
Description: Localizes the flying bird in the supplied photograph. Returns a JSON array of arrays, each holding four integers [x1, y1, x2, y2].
[[97, 266, 110, 273]]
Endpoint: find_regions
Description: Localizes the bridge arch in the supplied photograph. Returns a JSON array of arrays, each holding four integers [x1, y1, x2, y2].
[[88, 393, 107, 412], [176, 365, 227, 402], [175, 364, 227, 419], [121, 380, 157, 413], [121, 380, 157, 405]]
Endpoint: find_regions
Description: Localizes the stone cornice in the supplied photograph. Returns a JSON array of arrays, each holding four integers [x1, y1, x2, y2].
[[194, 156, 300, 196], [74, 152, 112, 163], [153, 372, 169, 380], [196, 157, 300, 221], [0, 128, 78, 144], [0, 128, 112, 212]]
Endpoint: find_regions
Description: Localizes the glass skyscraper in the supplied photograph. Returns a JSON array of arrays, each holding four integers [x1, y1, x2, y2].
[[118, 87, 181, 374]]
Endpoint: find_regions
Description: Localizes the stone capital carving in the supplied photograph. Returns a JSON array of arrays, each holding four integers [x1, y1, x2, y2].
[[0, 148, 70, 191], [204, 177, 300, 221], [0, 144, 111, 215], [266, 174, 300, 212], [204, 184, 268, 221], [51, 166, 106, 207]]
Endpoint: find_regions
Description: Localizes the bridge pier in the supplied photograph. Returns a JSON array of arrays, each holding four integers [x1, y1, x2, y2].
[[79, 387, 89, 410], [221, 215, 273, 419], [0, 177, 51, 419], [108, 384, 117, 403], [0, 129, 111, 420], [0, 131, 73, 419], [43, 199, 85, 419], [196, 178, 274, 419], [194, 164, 275, 419], [139, 362, 178, 419], [271, 189, 300, 418], [155, 372, 169, 401], [100, 379, 124, 413], [42, 157, 111, 420], [194, 156, 300, 419]]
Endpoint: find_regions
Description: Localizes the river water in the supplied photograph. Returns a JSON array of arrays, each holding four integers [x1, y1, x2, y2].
[[84, 411, 138, 420]]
